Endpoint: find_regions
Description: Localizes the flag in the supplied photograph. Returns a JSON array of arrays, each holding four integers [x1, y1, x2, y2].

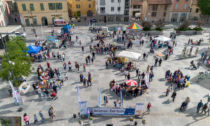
[[120, 91, 123, 108], [76, 86, 80, 102], [98, 88, 101, 107], [9, 81, 19, 105]]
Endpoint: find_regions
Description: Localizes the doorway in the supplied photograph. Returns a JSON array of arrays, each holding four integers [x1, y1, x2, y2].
[[42, 17, 48, 26]]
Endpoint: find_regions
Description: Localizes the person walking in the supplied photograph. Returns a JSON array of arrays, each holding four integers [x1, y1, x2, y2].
[[47, 62, 50, 68], [197, 100, 203, 113], [39, 110, 44, 123], [155, 58, 158, 66], [166, 88, 169, 96], [171, 91, 177, 102], [23, 113, 30, 126], [37, 88, 42, 100], [202, 103, 208, 114], [34, 114, 38, 124], [63, 63, 67, 71], [124, 70, 128, 79], [185, 97, 190, 109], [146, 65, 150, 73], [180, 101, 187, 111], [68, 63, 72, 72], [104, 96, 108, 105], [83, 64, 86, 71], [207, 104, 210, 115], [136, 68, 139, 77], [82, 46, 84, 52], [143, 52, 146, 60], [159, 58, 162, 66], [147, 102, 152, 113]]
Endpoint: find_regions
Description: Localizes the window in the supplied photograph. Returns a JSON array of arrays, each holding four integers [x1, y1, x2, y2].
[[163, 12, 166, 17], [22, 4, 26, 11], [76, 4, 80, 8], [152, 12, 156, 17], [76, 0, 80, 1], [89, 4, 91, 8], [100, 0, 105, 5], [176, 0, 179, 2], [118, 7, 121, 11], [164, 5, 167, 11], [111, 0, 114, 3], [152, 5, 158, 11], [118, 0, 121, 3], [111, 7, 114, 11], [56, 3, 62, 10], [185, 0, 188, 2], [195, 8, 199, 13], [40, 3, 44, 10], [184, 4, 187, 9], [88, 0, 92, 1], [49, 3, 55, 10], [175, 4, 179, 9], [30, 4, 34, 11]]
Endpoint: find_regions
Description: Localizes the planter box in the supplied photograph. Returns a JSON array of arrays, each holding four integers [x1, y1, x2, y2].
[[175, 30, 202, 35], [129, 30, 163, 35]]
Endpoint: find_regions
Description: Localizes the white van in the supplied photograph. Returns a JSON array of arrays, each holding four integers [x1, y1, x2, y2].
[[54, 19, 66, 26]]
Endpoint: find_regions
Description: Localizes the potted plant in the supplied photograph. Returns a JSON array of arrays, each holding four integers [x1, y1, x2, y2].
[[89, 117, 93, 125], [142, 119, 146, 124], [129, 117, 134, 126], [78, 120, 83, 126]]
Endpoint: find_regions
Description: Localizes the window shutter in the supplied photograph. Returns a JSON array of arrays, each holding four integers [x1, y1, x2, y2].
[[22, 4, 26, 11], [40, 3, 44, 10]]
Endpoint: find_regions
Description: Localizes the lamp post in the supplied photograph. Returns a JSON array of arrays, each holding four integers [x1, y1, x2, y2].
[[0, 33, 19, 92]]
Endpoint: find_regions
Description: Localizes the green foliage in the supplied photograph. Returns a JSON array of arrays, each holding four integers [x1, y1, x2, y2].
[[74, 11, 80, 18], [197, 0, 210, 15], [193, 27, 203, 31], [0, 118, 12, 126], [143, 28, 151, 31], [179, 20, 191, 30], [88, 117, 93, 120], [155, 28, 163, 31], [129, 117, 134, 121], [0, 37, 31, 86]]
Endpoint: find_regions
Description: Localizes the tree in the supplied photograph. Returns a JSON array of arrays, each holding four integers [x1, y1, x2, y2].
[[141, 21, 152, 31], [0, 37, 31, 86], [74, 11, 80, 19], [178, 20, 191, 30], [155, 20, 165, 31], [195, 20, 204, 28], [197, 0, 210, 15]]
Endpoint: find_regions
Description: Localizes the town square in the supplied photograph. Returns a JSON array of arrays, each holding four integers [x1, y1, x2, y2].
[[0, 0, 210, 126]]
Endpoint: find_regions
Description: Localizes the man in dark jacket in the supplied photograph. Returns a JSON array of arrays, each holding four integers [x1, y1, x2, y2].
[[171, 91, 177, 102]]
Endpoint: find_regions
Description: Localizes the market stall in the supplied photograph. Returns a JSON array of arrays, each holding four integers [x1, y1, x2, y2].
[[27, 45, 41, 54], [153, 36, 171, 48]]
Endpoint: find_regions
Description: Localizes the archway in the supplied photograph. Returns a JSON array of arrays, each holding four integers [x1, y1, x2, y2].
[[87, 10, 93, 17], [42, 17, 48, 26]]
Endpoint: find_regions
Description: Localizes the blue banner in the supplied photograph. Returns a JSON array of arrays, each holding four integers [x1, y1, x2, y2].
[[79, 101, 87, 115], [98, 88, 101, 107], [92, 108, 135, 115], [76, 86, 80, 102]]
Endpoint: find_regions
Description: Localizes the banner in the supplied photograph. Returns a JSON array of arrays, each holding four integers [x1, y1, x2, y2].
[[135, 103, 144, 117], [120, 91, 123, 108], [98, 88, 101, 107], [9, 81, 18, 105], [79, 101, 87, 115], [76, 86, 80, 102], [145, 73, 150, 88], [16, 93, 23, 105], [92, 108, 135, 115]]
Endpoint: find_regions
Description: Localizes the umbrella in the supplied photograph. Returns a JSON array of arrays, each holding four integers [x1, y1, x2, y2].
[[128, 22, 143, 30], [157, 52, 162, 57], [126, 80, 137, 87]]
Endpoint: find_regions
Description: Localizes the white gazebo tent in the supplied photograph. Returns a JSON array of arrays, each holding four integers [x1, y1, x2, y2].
[[154, 36, 171, 42], [117, 51, 141, 60]]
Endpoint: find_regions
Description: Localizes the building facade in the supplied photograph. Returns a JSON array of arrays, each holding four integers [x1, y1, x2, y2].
[[130, 0, 142, 17], [146, 0, 172, 22], [189, 0, 200, 21], [5, 0, 21, 25], [68, 0, 95, 17], [16, 0, 69, 26], [96, 0, 130, 23], [0, 0, 9, 26], [169, 0, 193, 22]]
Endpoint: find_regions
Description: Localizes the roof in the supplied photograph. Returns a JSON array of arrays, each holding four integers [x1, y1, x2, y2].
[[147, 0, 172, 5], [131, 0, 143, 5], [0, 25, 21, 37]]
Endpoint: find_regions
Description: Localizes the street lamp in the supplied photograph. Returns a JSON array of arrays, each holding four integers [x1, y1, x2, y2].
[[0, 33, 19, 92]]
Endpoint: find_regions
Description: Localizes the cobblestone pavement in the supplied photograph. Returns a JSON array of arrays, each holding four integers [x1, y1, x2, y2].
[[0, 25, 210, 126]]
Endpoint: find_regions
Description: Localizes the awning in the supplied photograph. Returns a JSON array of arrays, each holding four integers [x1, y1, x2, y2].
[[27, 45, 41, 54], [154, 36, 171, 42], [117, 51, 141, 60]]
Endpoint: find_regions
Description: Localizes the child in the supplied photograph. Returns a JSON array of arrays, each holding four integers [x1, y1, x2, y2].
[[34, 114, 38, 124]]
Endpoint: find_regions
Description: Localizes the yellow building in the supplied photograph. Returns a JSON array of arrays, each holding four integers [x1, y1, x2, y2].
[[190, 0, 201, 21], [68, 0, 95, 17], [16, 0, 69, 26]]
